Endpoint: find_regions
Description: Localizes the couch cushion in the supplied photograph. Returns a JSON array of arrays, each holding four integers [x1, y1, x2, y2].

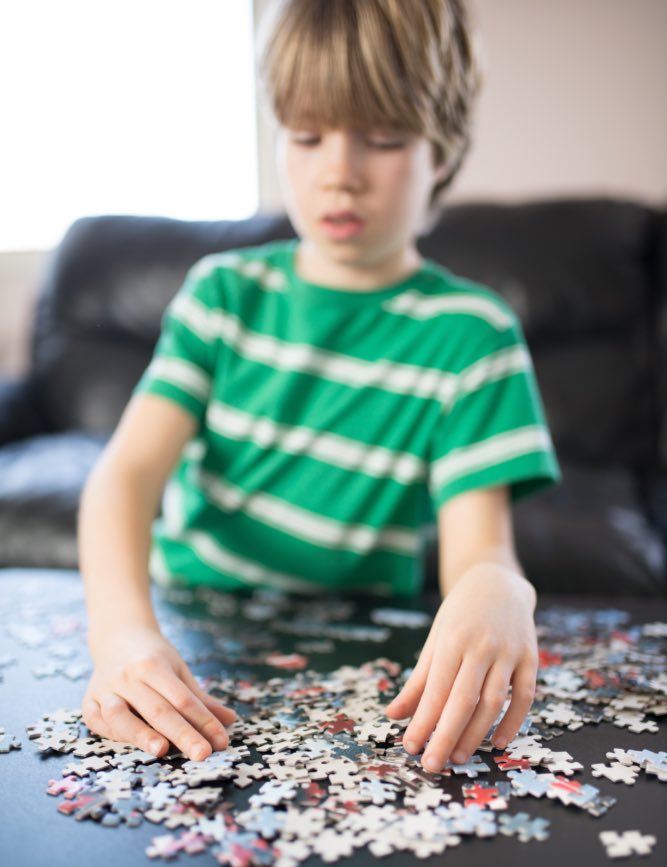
[[0, 432, 106, 568], [31, 214, 295, 435], [418, 198, 660, 469]]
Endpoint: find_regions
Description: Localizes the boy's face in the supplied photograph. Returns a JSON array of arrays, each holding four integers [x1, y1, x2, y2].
[[276, 125, 447, 289]]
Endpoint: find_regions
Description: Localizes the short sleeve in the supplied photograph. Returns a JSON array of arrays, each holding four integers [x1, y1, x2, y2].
[[429, 312, 561, 510], [133, 259, 221, 426]]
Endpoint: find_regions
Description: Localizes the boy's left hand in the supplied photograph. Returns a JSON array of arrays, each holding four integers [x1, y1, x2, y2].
[[385, 565, 538, 772]]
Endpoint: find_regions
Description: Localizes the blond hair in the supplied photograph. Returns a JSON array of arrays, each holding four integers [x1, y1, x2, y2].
[[257, 0, 481, 213]]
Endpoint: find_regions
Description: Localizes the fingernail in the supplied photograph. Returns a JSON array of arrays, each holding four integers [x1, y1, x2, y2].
[[404, 740, 418, 754], [191, 743, 208, 761], [494, 736, 508, 750], [424, 755, 441, 772], [451, 750, 466, 764], [149, 738, 163, 756], [213, 734, 228, 751]]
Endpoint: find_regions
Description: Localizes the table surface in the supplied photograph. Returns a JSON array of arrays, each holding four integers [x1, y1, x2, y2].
[[0, 568, 665, 867]]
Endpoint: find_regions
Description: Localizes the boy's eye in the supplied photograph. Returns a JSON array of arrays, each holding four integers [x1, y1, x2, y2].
[[289, 133, 320, 147], [364, 130, 409, 150], [366, 137, 406, 150]]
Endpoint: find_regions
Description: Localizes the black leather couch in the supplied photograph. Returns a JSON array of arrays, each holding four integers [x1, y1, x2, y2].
[[1, 199, 665, 594]]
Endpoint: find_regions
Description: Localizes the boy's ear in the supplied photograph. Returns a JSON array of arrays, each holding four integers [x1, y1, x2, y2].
[[433, 160, 452, 186]]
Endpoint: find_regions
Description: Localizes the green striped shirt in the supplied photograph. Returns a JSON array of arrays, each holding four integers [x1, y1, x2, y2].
[[135, 239, 560, 597]]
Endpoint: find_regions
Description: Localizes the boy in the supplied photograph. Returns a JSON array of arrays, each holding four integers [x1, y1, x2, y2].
[[78, 0, 559, 775]]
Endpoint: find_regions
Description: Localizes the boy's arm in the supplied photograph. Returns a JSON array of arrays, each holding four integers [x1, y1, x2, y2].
[[79, 393, 236, 760], [80, 393, 194, 637], [385, 486, 538, 771]]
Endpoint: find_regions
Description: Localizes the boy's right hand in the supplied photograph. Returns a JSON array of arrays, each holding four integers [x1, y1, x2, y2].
[[82, 625, 237, 761]]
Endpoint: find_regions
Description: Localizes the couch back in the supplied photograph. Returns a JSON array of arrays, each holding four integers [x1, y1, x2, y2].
[[420, 200, 664, 474], [30, 214, 295, 435], [32, 199, 665, 472]]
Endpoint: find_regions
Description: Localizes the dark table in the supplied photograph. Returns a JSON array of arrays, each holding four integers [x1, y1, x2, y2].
[[0, 568, 665, 867]]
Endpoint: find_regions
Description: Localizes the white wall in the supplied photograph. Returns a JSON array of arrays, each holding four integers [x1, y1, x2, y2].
[[0, 251, 44, 376], [449, 0, 667, 203]]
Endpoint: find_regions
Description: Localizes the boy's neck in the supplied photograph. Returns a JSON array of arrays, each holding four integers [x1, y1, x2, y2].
[[294, 241, 423, 292]]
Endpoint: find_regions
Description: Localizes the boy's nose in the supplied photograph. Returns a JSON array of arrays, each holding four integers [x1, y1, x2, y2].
[[321, 132, 364, 192]]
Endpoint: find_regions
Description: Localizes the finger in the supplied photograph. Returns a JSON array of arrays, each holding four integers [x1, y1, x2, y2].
[[98, 693, 169, 757], [198, 691, 238, 727], [400, 651, 463, 756], [137, 661, 230, 751], [491, 659, 537, 749], [385, 653, 432, 721], [450, 665, 511, 762], [82, 696, 111, 739], [421, 658, 487, 772], [124, 681, 214, 760], [181, 669, 238, 727], [385, 621, 440, 720]]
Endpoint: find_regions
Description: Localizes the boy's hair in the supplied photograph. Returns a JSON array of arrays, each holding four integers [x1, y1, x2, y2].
[[257, 0, 482, 218]]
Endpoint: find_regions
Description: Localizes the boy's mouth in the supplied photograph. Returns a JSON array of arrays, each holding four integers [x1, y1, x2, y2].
[[320, 211, 365, 240]]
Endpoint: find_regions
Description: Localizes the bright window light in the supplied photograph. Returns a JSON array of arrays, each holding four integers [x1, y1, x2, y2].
[[0, 1, 258, 252]]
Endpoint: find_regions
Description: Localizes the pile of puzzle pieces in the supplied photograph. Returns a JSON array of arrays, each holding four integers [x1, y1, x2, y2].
[[2, 583, 666, 862]]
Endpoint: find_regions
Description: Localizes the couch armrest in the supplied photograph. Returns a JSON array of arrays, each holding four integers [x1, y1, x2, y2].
[[0, 376, 50, 446]]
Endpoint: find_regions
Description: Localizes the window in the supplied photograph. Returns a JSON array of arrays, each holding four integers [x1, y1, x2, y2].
[[0, 1, 258, 251]]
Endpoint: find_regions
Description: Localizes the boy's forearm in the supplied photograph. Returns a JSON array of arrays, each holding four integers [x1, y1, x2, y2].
[[79, 459, 162, 648]]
